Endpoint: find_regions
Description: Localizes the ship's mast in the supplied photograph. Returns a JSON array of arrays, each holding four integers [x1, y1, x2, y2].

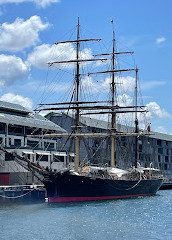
[[134, 68, 139, 168], [40, 19, 104, 172], [111, 21, 116, 168], [75, 17, 80, 172]]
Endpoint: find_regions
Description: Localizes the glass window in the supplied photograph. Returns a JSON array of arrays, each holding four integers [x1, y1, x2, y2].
[[27, 140, 39, 148], [164, 163, 168, 170], [8, 124, 24, 135], [36, 154, 48, 162], [44, 142, 55, 150], [14, 139, 21, 147], [5, 152, 14, 161], [0, 123, 5, 133], [158, 148, 163, 154], [165, 156, 169, 162], [54, 155, 64, 162], [0, 137, 3, 145]]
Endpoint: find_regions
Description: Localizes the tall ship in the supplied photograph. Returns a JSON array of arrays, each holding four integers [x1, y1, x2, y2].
[[0, 19, 163, 203]]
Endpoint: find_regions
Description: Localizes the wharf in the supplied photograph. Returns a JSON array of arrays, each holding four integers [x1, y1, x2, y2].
[[0, 184, 46, 202]]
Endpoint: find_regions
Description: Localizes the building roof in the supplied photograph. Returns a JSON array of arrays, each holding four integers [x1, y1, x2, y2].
[[0, 101, 31, 114], [46, 112, 172, 142], [0, 103, 66, 133], [151, 131, 172, 142], [61, 112, 134, 133], [0, 112, 66, 132]]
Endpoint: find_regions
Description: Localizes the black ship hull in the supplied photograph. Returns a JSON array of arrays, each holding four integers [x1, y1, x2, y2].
[[43, 172, 163, 203]]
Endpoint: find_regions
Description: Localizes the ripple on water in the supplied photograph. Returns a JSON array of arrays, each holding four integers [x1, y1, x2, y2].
[[0, 190, 172, 240]]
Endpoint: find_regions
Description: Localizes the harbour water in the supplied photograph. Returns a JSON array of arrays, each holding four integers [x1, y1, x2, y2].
[[0, 190, 172, 240]]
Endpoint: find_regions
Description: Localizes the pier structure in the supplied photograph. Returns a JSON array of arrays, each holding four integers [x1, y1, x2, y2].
[[0, 100, 72, 186]]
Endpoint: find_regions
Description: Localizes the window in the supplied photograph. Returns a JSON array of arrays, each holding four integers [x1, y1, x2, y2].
[[158, 155, 161, 162], [0, 123, 5, 133], [27, 140, 39, 148], [165, 156, 169, 162], [0, 137, 3, 145], [26, 127, 41, 135], [14, 139, 21, 147], [157, 139, 162, 146], [36, 154, 48, 162], [5, 152, 14, 161], [158, 148, 163, 154], [8, 124, 24, 135], [164, 163, 168, 170], [44, 142, 55, 150], [54, 155, 64, 162]]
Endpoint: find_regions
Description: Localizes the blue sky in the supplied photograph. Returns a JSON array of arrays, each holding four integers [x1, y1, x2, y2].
[[0, 0, 171, 133]]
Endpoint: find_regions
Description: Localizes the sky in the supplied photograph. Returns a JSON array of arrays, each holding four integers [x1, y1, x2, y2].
[[0, 0, 171, 134]]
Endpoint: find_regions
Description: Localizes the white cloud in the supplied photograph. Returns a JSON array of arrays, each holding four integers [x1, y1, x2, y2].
[[117, 76, 135, 92], [156, 37, 166, 44], [146, 102, 171, 119], [27, 43, 93, 69], [0, 93, 33, 110], [0, 16, 49, 52], [0, 54, 29, 86], [0, 0, 60, 8], [81, 75, 135, 95], [27, 43, 75, 69], [117, 94, 133, 106]]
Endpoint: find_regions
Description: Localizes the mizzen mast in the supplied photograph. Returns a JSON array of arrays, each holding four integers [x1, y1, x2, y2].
[[134, 67, 139, 168]]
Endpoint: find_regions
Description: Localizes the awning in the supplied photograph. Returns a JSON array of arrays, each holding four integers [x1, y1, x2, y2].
[[53, 152, 67, 156], [69, 153, 75, 157], [23, 151, 34, 155], [36, 151, 51, 156]]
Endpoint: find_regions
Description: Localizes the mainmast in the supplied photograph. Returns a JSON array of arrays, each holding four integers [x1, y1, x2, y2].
[[75, 17, 80, 172]]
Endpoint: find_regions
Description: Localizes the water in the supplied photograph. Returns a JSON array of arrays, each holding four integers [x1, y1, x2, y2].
[[0, 190, 172, 240]]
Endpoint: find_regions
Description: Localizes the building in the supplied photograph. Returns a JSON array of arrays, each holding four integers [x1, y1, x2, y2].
[[0, 101, 74, 185], [46, 112, 172, 181]]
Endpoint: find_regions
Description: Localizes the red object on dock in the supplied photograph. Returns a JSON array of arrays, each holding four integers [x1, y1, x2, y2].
[[0, 173, 10, 185]]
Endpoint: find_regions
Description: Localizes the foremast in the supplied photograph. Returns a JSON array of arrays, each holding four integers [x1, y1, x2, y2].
[[43, 18, 104, 172], [75, 18, 80, 172]]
